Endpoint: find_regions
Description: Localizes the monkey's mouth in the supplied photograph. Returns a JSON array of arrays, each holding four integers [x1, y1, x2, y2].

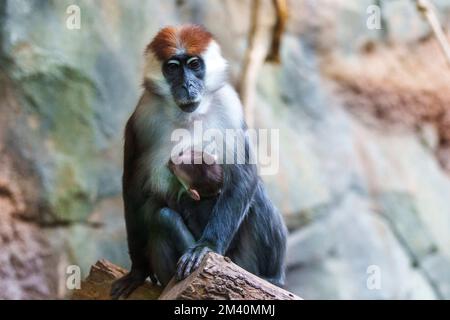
[[178, 101, 200, 113]]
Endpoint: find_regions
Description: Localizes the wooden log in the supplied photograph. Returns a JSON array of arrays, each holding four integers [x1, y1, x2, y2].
[[72, 254, 301, 300], [159, 252, 301, 300], [71, 259, 162, 300]]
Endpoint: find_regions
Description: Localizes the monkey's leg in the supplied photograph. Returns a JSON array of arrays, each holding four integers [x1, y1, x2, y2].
[[252, 186, 287, 288], [111, 199, 159, 300], [227, 183, 287, 288], [150, 207, 195, 286]]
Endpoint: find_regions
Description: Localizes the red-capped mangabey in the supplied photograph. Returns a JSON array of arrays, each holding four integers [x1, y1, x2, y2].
[[111, 25, 287, 299]]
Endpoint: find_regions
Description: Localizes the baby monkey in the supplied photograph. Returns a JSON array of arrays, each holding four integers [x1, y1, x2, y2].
[[168, 150, 223, 201]]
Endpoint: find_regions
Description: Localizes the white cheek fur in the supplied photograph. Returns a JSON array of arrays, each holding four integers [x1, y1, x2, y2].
[[202, 41, 228, 93], [143, 51, 171, 96]]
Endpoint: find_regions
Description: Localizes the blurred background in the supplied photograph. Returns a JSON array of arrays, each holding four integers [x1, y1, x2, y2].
[[1, 0, 450, 300]]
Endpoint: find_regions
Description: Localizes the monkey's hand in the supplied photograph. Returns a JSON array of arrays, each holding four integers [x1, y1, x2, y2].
[[110, 268, 155, 300], [176, 243, 213, 280]]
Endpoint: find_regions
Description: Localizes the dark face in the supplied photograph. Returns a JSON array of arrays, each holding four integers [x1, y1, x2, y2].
[[162, 54, 206, 113]]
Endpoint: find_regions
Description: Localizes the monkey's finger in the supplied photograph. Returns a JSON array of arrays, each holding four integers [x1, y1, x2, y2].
[[149, 273, 158, 284], [110, 277, 128, 300], [191, 247, 206, 272], [193, 247, 210, 271], [111, 285, 127, 300], [110, 288, 121, 300], [184, 246, 208, 278], [122, 282, 140, 299], [110, 284, 119, 299], [182, 254, 196, 279], [176, 253, 190, 280]]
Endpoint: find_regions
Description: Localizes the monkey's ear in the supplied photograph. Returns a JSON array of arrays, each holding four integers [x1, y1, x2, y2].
[[188, 189, 201, 201]]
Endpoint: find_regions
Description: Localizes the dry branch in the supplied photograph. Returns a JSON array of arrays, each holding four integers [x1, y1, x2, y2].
[[238, 0, 288, 127], [416, 0, 450, 67], [266, 0, 289, 63], [239, 0, 266, 128]]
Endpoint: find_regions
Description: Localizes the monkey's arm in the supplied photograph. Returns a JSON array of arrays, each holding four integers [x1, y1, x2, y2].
[[111, 118, 156, 299], [177, 144, 258, 279]]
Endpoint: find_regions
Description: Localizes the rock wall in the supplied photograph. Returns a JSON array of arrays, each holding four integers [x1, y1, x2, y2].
[[0, 0, 449, 299]]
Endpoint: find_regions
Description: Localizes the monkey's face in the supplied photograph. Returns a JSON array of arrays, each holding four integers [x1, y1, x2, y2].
[[144, 25, 228, 106], [163, 55, 206, 113]]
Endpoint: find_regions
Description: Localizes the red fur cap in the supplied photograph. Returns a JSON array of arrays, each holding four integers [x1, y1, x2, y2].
[[147, 24, 213, 61]]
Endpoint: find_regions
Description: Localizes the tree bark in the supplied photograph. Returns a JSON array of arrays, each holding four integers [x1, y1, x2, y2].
[[72, 253, 301, 300], [159, 252, 301, 300], [71, 259, 163, 300]]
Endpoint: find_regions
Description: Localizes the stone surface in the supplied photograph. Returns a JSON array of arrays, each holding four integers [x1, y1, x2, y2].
[[286, 194, 437, 300], [422, 254, 450, 299]]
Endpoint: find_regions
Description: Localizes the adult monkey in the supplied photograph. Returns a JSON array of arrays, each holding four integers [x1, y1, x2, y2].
[[111, 25, 287, 299]]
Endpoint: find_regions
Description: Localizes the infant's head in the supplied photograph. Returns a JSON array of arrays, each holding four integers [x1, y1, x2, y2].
[[168, 150, 223, 201]]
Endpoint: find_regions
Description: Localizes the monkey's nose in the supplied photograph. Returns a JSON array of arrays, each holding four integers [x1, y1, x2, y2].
[[182, 84, 191, 97], [183, 82, 194, 90], [183, 83, 197, 99]]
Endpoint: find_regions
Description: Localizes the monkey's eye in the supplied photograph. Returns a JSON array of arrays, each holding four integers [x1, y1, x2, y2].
[[187, 57, 201, 70], [166, 60, 180, 72]]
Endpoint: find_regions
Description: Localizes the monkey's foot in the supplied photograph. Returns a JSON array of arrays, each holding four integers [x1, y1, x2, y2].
[[110, 270, 148, 300], [176, 245, 212, 280]]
